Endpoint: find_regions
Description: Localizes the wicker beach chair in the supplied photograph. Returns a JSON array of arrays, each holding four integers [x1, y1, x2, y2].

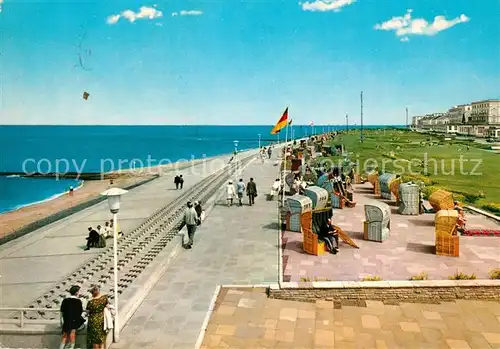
[[435, 209, 459, 257], [428, 190, 454, 211], [379, 173, 397, 200], [390, 177, 402, 202], [398, 182, 420, 215], [285, 195, 313, 233], [302, 209, 329, 256], [367, 171, 381, 197], [363, 201, 391, 242], [304, 186, 329, 210]]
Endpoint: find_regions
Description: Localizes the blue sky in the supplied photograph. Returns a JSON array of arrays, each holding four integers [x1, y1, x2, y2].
[[1, 0, 499, 125]]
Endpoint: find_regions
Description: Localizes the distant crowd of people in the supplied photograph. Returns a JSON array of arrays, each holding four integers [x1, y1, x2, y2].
[[84, 219, 122, 250], [260, 146, 272, 163]]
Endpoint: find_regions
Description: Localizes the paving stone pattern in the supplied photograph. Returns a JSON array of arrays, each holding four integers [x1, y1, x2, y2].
[[283, 183, 500, 282], [113, 154, 281, 349], [201, 288, 500, 349]]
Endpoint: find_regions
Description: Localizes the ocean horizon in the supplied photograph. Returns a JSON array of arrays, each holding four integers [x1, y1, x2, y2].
[[0, 125, 404, 214]]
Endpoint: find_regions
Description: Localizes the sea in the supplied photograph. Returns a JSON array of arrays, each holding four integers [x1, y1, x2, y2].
[[0, 125, 402, 214]]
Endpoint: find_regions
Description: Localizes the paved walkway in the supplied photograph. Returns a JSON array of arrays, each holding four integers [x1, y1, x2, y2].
[[201, 288, 500, 349], [113, 152, 282, 349], [283, 182, 500, 282], [0, 152, 243, 307]]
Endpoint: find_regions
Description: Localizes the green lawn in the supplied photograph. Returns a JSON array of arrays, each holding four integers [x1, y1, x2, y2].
[[321, 129, 500, 215]]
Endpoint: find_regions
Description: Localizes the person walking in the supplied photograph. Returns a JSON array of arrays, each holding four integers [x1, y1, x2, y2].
[[86, 286, 111, 349], [183, 202, 198, 249], [226, 180, 236, 207], [267, 147, 272, 159], [174, 175, 180, 189], [194, 201, 204, 224], [246, 178, 257, 206], [59, 285, 84, 349], [179, 175, 184, 189], [69, 186, 74, 196], [236, 179, 246, 206]]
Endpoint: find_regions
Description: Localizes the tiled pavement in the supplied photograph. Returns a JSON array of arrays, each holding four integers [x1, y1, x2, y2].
[[113, 153, 281, 349], [201, 288, 500, 349], [283, 183, 500, 282]]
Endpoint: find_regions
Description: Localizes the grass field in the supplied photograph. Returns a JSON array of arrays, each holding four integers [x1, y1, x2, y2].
[[321, 129, 500, 215]]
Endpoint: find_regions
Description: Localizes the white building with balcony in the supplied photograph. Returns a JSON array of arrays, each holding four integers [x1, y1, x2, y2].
[[470, 99, 500, 124]]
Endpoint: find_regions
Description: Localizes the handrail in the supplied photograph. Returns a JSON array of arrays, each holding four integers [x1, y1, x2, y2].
[[0, 308, 59, 312], [0, 308, 59, 329]]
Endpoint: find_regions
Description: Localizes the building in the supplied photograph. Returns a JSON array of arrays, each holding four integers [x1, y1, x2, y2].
[[411, 116, 424, 128], [447, 104, 471, 125], [413, 99, 500, 137], [469, 99, 500, 125]]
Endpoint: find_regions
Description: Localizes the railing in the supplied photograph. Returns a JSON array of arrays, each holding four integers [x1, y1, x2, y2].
[[0, 308, 60, 328]]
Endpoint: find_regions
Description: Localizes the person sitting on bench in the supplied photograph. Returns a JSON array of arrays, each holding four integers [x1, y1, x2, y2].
[[269, 179, 282, 199], [318, 219, 339, 255]]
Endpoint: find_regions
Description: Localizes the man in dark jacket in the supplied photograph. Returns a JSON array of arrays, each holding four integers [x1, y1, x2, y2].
[[194, 201, 203, 225], [174, 175, 180, 189], [84, 227, 99, 251], [246, 178, 257, 206]]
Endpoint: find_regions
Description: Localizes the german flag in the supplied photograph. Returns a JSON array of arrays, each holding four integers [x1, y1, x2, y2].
[[270, 107, 288, 134]]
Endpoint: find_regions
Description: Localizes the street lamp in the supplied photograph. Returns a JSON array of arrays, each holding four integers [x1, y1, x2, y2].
[[100, 187, 128, 343], [258, 134, 261, 149]]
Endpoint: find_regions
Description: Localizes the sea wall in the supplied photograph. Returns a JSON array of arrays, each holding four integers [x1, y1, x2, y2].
[[269, 280, 500, 303]]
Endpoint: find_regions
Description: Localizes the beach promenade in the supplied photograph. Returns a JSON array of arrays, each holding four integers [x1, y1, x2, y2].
[[200, 287, 500, 349], [112, 150, 281, 349], [0, 151, 243, 308]]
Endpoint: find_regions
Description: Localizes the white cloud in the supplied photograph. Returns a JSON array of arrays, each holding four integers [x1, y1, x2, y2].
[[172, 10, 203, 17], [374, 9, 469, 41], [180, 10, 202, 16], [107, 14, 121, 24], [301, 0, 356, 12], [107, 6, 163, 24]]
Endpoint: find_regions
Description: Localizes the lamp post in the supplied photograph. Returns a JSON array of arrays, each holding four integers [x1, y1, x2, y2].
[[258, 134, 261, 149], [100, 187, 128, 343]]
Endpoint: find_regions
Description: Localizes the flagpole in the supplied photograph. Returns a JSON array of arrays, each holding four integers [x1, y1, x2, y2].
[[282, 108, 289, 206]]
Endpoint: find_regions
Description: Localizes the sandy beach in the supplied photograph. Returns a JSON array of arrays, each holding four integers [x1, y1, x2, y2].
[[0, 159, 210, 239], [0, 176, 151, 239]]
